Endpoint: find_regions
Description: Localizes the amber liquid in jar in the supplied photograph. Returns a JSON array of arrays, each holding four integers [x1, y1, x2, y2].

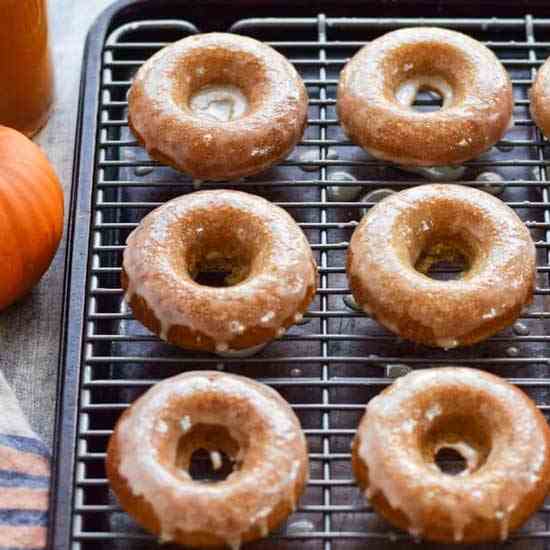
[[0, 0, 54, 137]]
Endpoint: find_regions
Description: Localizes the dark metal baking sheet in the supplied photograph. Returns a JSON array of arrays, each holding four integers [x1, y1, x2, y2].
[[52, 1, 550, 549]]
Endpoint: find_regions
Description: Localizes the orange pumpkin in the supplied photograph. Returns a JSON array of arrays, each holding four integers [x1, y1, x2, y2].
[[0, 126, 63, 310]]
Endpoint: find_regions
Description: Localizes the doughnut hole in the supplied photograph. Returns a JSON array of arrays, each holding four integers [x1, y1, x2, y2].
[[415, 241, 470, 281], [170, 47, 268, 123], [190, 250, 253, 288], [107, 371, 310, 549], [396, 79, 451, 112], [384, 41, 474, 111], [434, 447, 467, 475], [410, 88, 444, 113], [394, 197, 493, 284], [189, 449, 234, 481], [169, 208, 270, 288], [176, 423, 243, 482], [421, 414, 492, 476]]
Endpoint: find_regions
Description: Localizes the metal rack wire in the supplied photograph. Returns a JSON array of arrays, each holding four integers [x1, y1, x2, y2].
[[65, 11, 550, 550]]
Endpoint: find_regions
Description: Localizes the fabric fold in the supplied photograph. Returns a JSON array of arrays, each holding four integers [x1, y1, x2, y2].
[[0, 371, 49, 550]]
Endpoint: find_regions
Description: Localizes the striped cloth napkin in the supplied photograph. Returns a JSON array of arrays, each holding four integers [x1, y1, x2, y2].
[[0, 371, 49, 549]]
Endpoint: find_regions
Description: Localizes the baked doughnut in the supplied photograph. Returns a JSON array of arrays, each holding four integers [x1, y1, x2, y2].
[[122, 190, 317, 353], [128, 32, 308, 181], [530, 56, 550, 137], [106, 371, 308, 548], [347, 184, 535, 348], [337, 27, 513, 166], [352, 367, 550, 543]]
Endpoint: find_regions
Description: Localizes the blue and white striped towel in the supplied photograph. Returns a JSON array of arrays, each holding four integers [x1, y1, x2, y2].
[[0, 371, 49, 549]]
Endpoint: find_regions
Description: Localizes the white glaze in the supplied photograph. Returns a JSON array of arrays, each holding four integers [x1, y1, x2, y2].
[[395, 76, 453, 108], [134, 165, 154, 177], [396, 164, 466, 182], [481, 307, 497, 320], [506, 346, 520, 358], [425, 403, 441, 422], [189, 84, 248, 122], [259, 518, 269, 537], [214, 343, 268, 358], [115, 371, 308, 546], [348, 184, 535, 346], [285, 519, 315, 535], [327, 171, 362, 201], [229, 321, 246, 335], [128, 33, 308, 181], [512, 321, 530, 336], [436, 338, 459, 350], [356, 368, 550, 542], [180, 415, 192, 433], [156, 420, 168, 433], [260, 311, 276, 324], [210, 450, 223, 471], [298, 149, 321, 172], [338, 27, 513, 167], [476, 171, 505, 195], [123, 190, 316, 350]]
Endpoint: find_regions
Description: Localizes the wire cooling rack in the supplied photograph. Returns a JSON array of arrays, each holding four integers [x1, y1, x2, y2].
[[52, 4, 550, 550]]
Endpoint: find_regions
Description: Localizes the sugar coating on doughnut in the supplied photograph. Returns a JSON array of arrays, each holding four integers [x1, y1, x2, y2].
[[355, 368, 550, 542], [128, 32, 308, 180], [123, 190, 317, 351], [113, 371, 308, 546], [347, 184, 535, 347], [338, 27, 513, 166]]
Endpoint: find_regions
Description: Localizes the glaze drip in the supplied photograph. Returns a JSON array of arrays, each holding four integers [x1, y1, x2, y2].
[[348, 184, 536, 347], [338, 27, 513, 166], [113, 372, 308, 547], [128, 32, 308, 181], [123, 190, 317, 351], [355, 368, 550, 542]]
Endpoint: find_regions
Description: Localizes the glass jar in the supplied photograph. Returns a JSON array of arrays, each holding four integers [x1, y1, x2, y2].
[[0, 0, 54, 137]]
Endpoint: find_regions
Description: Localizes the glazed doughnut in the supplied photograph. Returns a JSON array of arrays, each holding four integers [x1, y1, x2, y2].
[[352, 367, 550, 543], [347, 184, 535, 348], [128, 32, 308, 181], [530, 56, 550, 137], [337, 27, 513, 166], [122, 190, 317, 353], [106, 371, 308, 548]]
